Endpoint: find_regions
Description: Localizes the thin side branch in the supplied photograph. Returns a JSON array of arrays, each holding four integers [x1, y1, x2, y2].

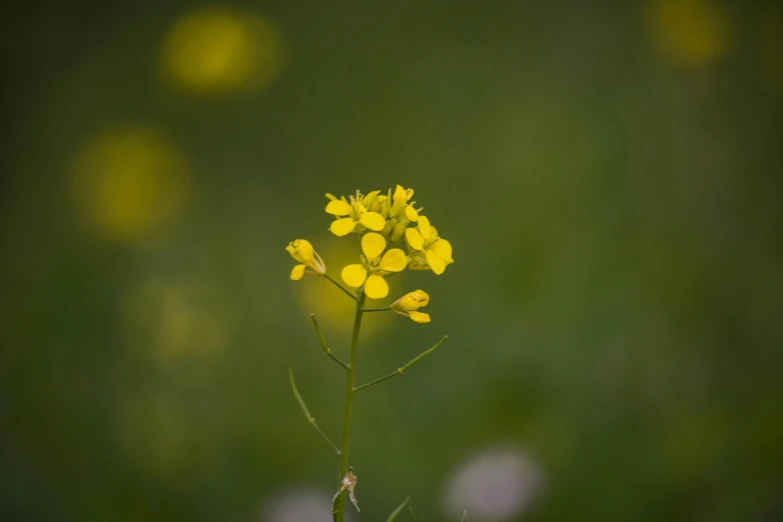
[[386, 497, 411, 522], [353, 335, 448, 392], [310, 314, 350, 370], [362, 307, 391, 313], [324, 273, 357, 301], [289, 369, 341, 455], [459, 510, 467, 521]]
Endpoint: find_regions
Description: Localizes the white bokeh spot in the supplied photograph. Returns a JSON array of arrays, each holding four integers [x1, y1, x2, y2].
[[441, 446, 544, 521]]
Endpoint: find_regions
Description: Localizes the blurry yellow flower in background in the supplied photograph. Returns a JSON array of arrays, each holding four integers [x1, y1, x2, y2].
[[159, 7, 286, 94], [325, 191, 386, 236], [391, 289, 431, 323], [122, 277, 236, 369], [286, 239, 326, 280], [341, 232, 407, 299], [297, 238, 393, 338], [647, 0, 730, 67], [405, 216, 454, 275], [70, 126, 190, 242]]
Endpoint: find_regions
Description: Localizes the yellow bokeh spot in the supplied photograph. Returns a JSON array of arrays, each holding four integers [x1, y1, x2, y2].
[[122, 277, 235, 366], [297, 238, 392, 340], [71, 126, 190, 242], [160, 7, 286, 94], [647, 0, 730, 67]]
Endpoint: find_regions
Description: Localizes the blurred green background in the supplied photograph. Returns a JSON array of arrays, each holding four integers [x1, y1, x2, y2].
[[2, 1, 783, 521]]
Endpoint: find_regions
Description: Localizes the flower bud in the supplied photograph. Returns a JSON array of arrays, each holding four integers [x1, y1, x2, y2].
[[286, 239, 326, 277], [391, 289, 431, 323], [390, 218, 409, 243], [382, 218, 397, 237]]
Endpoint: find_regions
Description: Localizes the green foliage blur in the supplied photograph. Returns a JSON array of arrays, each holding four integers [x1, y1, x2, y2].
[[2, 1, 783, 521]]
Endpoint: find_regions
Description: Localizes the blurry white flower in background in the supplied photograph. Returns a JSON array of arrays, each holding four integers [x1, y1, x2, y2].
[[441, 446, 544, 522]]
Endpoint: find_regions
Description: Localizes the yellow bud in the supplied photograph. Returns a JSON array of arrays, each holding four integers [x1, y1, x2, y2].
[[391, 289, 431, 323], [382, 218, 397, 237], [286, 239, 326, 276], [392, 289, 429, 312], [379, 194, 391, 217], [390, 218, 409, 243]]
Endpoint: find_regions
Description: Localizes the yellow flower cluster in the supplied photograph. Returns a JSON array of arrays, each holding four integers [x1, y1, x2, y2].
[[286, 185, 454, 322]]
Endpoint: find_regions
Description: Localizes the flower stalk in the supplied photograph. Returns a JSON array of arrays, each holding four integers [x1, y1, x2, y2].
[[285, 185, 456, 520], [289, 369, 341, 455], [353, 335, 448, 393], [334, 290, 366, 521], [310, 314, 350, 370]]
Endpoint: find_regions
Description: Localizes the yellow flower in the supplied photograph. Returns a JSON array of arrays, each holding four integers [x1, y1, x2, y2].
[[325, 190, 386, 236], [389, 184, 419, 222], [286, 239, 326, 280], [404, 216, 453, 275], [341, 232, 407, 299], [391, 289, 431, 323]]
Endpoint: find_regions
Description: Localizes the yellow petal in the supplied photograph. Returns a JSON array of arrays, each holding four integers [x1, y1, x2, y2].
[[325, 193, 337, 201], [405, 228, 424, 250], [341, 264, 367, 288], [290, 264, 306, 280], [417, 216, 432, 239], [408, 311, 431, 323], [326, 199, 352, 216], [392, 289, 429, 312], [287, 239, 314, 264], [393, 185, 413, 203], [379, 248, 407, 272], [404, 205, 419, 222], [431, 239, 453, 263], [363, 190, 381, 212], [364, 274, 389, 299], [330, 217, 357, 236], [409, 289, 430, 307], [361, 232, 386, 260], [426, 249, 446, 275], [359, 211, 385, 231]]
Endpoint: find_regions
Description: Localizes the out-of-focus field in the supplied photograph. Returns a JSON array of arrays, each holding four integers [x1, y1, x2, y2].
[[1, 1, 782, 521]]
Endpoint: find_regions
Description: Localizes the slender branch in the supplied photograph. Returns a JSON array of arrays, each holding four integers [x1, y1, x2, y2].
[[362, 307, 391, 313], [288, 369, 341, 455], [334, 290, 367, 522], [310, 314, 350, 370], [459, 510, 467, 521], [353, 335, 448, 393], [324, 273, 357, 301], [386, 497, 411, 522]]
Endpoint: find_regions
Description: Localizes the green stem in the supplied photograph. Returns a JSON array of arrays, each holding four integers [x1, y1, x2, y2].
[[353, 335, 448, 393], [362, 307, 391, 312], [289, 370, 341, 455], [459, 509, 467, 521], [334, 290, 366, 522], [310, 314, 350, 370], [324, 273, 357, 301]]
